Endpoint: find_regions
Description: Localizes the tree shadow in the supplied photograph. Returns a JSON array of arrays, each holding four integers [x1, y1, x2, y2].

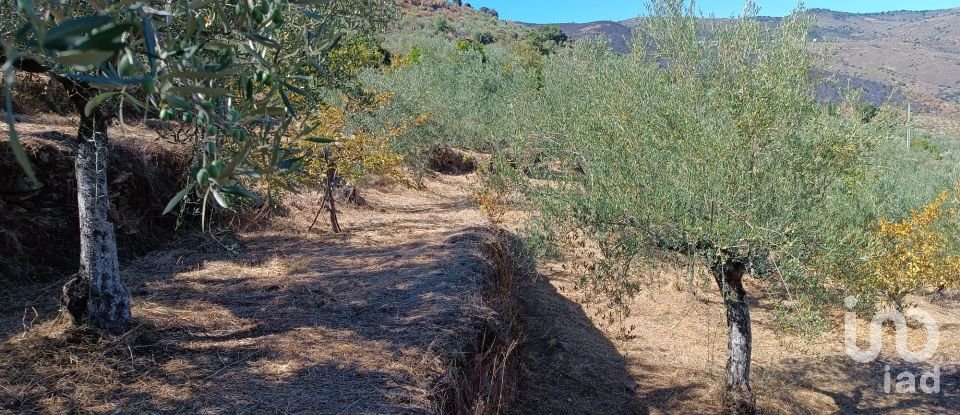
[[127, 227, 507, 413], [502, 231, 698, 415], [5, 219, 958, 414], [3, 220, 514, 414], [766, 354, 960, 415]]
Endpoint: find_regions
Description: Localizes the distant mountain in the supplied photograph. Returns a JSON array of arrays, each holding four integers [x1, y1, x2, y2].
[[528, 8, 960, 136], [392, 1, 959, 136], [803, 8, 960, 112]]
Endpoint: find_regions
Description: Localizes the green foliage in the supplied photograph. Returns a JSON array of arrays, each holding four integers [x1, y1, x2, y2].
[[825, 131, 960, 310], [325, 34, 391, 82], [407, 45, 423, 65], [522, 3, 903, 316], [394, 2, 529, 48], [525, 25, 568, 54], [478, 7, 498, 18], [363, 35, 539, 175], [2, 0, 395, 218], [910, 137, 941, 158], [865, 187, 960, 310], [364, 1, 960, 329], [434, 15, 452, 33], [455, 38, 486, 58], [858, 103, 880, 123], [368, 1, 959, 325]]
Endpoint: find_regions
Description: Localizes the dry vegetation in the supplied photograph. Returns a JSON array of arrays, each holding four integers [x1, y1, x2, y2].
[[2, 3, 959, 414], [502, 212, 960, 414], [4, 164, 960, 414], [809, 8, 960, 137], [1, 173, 520, 414]]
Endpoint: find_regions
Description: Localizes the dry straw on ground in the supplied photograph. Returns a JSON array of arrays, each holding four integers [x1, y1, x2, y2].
[[1, 174, 518, 415], [503, 210, 960, 415]]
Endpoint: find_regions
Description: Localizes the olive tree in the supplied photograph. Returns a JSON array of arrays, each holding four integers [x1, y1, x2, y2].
[[1, 0, 392, 334], [519, 1, 895, 413]]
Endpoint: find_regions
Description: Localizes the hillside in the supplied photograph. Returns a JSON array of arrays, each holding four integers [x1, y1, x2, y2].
[[530, 7, 960, 135], [394, 0, 530, 43], [527, 21, 634, 53], [807, 8, 960, 133]]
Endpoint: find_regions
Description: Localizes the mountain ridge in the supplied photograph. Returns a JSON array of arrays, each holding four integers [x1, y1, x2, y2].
[[523, 7, 960, 135]]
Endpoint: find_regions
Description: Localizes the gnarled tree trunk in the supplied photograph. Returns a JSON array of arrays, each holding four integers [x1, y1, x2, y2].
[[62, 109, 131, 334], [712, 259, 756, 415], [6, 56, 132, 334]]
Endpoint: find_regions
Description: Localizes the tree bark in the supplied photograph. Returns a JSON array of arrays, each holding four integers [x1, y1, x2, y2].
[[5, 54, 132, 333], [712, 259, 756, 415], [63, 111, 131, 334], [325, 166, 342, 233]]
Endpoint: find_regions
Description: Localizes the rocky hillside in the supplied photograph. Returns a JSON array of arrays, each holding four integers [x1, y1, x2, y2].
[[531, 8, 960, 134], [394, 0, 530, 42], [806, 8, 960, 111]]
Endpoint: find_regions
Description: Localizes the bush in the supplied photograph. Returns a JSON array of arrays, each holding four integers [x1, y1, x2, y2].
[[474, 31, 496, 44], [478, 7, 498, 17], [326, 35, 391, 81], [865, 187, 960, 310], [526, 25, 568, 54], [362, 35, 539, 175]]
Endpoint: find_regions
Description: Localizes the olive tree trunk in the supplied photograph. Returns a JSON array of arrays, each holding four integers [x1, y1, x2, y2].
[[62, 111, 131, 334], [5, 57, 132, 334], [712, 260, 756, 415]]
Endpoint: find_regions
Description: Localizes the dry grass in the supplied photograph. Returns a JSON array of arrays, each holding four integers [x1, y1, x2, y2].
[[6, 151, 958, 414], [0, 173, 518, 415], [505, 219, 960, 414]]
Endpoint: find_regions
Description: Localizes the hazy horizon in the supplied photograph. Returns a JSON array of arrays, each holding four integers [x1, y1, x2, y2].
[[466, 0, 960, 24]]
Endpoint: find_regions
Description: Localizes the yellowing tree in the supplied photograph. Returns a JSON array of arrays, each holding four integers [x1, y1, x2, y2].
[[868, 184, 960, 310], [300, 92, 424, 232], [302, 93, 414, 185]]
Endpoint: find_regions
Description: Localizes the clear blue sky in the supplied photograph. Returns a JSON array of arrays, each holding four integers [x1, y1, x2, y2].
[[467, 1, 960, 23]]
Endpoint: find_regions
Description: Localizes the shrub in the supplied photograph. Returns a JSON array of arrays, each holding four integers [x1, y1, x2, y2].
[[326, 35, 391, 81], [474, 31, 496, 44], [478, 7, 498, 18], [865, 185, 960, 310], [362, 36, 539, 175], [526, 25, 568, 54]]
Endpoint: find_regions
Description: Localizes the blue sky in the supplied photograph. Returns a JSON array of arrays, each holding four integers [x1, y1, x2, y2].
[[467, 1, 960, 23]]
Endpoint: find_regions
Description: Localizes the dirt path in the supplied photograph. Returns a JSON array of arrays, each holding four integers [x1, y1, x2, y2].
[[1, 174, 515, 414]]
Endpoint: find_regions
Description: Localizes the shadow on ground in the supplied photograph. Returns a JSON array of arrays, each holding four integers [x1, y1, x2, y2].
[[1, 215, 510, 415], [764, 354, 960, 415], [503, 232, 649, 415], [502, 231, 960, 415], [3, 206, 959, 415]]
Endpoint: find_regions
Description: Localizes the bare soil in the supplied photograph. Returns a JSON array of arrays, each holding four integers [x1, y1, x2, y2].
[[1, 174, 516, 415], [1, 114, 188, 281], [504, 214, 960, 414]]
